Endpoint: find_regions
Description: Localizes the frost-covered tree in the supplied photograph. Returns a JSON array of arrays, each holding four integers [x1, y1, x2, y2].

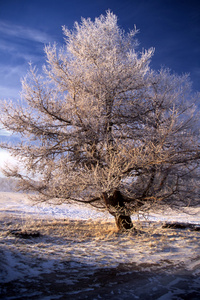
[[1, 11, 200, 230]]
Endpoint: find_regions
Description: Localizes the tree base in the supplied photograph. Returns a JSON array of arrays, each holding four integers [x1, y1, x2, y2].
[[102, 190, 134, 231], [115, 215, 134, 231]]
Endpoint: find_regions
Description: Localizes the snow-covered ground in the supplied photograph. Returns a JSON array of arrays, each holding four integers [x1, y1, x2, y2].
[[0, 191, 200, 299]]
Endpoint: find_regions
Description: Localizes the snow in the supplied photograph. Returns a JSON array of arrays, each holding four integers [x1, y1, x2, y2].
[[0, 191, 200, 299], [0, 192, 109, 220]]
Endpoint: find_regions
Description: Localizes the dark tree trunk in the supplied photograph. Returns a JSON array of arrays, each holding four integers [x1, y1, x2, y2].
[[102, 190, 133, 231]]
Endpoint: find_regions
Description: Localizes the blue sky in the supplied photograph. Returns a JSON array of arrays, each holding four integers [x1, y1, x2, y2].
[[0, 0, 200, 173]]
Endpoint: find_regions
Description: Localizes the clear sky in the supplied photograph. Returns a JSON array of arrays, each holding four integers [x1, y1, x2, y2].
[[0, 0, 200, 173]]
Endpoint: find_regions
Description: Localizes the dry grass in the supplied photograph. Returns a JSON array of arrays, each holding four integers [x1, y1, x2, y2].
[[1, 213, 200, 261], [1, 214, 118, 240]]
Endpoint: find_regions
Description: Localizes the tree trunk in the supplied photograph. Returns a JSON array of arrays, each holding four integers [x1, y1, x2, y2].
[[102, 190, 133, 231]]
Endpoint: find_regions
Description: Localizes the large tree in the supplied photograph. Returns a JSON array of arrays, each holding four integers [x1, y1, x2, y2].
[[1, 11, 200, 230]]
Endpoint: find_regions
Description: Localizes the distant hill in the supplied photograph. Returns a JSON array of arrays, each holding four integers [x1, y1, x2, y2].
[[0, 177, 18, 192]]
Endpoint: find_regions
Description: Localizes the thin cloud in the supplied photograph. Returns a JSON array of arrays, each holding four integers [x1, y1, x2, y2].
[[0, 21, 52, 44], [0, 128, 11, 137], [0, 64, 27, 98], [0, 85, 21, 99]]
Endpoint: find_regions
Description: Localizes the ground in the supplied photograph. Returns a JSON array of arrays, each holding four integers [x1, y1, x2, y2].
[[0, 191, 200, 299]]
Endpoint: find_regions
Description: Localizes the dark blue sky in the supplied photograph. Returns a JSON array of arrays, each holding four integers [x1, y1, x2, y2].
[[0, 0, 199, 101]]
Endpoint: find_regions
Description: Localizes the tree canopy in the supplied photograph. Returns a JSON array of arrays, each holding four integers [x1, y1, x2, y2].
[[1, 11, 200, 229]]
